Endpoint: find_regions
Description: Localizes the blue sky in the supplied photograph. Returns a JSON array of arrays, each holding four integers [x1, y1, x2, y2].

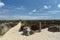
[[0, 0, 60, 20]]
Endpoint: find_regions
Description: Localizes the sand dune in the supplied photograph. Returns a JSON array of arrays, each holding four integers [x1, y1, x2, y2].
[[0, 22, 60, 40]]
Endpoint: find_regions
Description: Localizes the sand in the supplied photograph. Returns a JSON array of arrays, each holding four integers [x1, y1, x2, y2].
[[0, 22, 60, 40]]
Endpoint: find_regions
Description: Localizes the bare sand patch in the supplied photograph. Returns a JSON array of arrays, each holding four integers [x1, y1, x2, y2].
[[0, 22, 60, 40]]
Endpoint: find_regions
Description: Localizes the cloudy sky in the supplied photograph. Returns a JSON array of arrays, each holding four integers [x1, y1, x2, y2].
[[0, 0, 60, 20]]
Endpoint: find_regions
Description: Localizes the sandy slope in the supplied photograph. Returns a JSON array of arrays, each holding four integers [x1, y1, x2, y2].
[[0, 22, 60, 40]]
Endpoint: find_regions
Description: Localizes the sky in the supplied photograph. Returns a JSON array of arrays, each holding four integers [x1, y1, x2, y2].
[[0, 0, 60, 20]]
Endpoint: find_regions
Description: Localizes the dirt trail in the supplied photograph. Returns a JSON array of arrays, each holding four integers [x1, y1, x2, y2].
[[0, 22, 60, 40]]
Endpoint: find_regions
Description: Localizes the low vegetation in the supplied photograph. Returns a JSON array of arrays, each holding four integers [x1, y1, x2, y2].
[[0, 20, 20, 36]]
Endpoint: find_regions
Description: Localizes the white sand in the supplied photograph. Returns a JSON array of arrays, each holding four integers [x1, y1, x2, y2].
[[0, 22, 60, 40]]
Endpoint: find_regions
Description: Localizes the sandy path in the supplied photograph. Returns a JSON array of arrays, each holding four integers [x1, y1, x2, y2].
[[0, 22, 60, 40]]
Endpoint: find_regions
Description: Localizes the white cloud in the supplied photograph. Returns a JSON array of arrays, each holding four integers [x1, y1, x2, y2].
[[32, 9, 37, 12], [28, 12, 33, 15], [20, 16, 37, 20], [28, 9, 39, 15], [58, 4, 60, 8], [0, 15, 20, 20], [44, 5, 51, 9], [0, 1, 5, 7], [17, 16, 52, 20], [32, 9, 39, 12], [40, 11, 60, 16], [48, 11, 60, 14], [48, 11, 60, 12], [0, 15, 52, 20], [0, 9, 9, 14], [15, 6, 25, 10], [19, 16, 52, 20]]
